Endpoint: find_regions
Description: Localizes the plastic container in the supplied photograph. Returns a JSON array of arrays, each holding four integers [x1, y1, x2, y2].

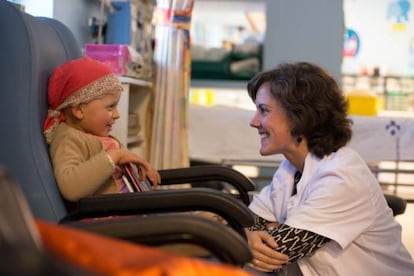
[[346, 90, 383, 116], [84, 44, 130, 75]]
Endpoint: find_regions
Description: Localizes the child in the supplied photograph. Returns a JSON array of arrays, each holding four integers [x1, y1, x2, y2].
[[44, 56, 160, 203]]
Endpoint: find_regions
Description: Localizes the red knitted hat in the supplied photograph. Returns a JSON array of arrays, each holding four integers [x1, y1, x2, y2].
[[43, 56, 123, 143]]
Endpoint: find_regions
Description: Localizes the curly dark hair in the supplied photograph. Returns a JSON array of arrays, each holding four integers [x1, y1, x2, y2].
[[247, 62, 352, 158]]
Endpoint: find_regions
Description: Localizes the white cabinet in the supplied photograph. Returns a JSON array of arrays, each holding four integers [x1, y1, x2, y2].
[[111, 76, 152, 159]]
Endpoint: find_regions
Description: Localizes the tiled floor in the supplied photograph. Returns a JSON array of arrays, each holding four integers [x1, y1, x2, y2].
[[396, 203, 414, 256]]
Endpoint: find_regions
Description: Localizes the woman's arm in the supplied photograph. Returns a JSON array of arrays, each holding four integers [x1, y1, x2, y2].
[[248, 215, 330, 262]]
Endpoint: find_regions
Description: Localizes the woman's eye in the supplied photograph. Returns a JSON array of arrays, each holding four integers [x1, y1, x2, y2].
[[259, 107, 269, 115]]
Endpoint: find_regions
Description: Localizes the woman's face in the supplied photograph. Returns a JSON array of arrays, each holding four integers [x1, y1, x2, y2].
[[76, 90, 121, 137], [249, 82, 296, 156]]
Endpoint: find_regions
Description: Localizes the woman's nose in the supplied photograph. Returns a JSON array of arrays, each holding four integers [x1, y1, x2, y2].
[[250, 113, 260, 128]]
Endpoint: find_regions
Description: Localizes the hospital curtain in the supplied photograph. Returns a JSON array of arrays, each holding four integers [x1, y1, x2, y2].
[[150, 0, 194, 169]]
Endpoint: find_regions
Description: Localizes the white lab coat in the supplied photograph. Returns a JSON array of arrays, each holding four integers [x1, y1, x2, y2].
[[249, 147, 414, 276]]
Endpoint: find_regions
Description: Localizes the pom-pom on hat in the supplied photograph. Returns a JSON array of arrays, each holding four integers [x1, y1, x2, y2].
[[43, 56, 123, 143]]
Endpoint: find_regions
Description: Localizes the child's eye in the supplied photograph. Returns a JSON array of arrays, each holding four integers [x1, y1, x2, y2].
[[106, 104, 116, 111]]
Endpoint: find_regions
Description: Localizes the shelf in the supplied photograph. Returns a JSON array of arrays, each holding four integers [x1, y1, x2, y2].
[[342, 74, 414, 111], [127, 135, 144, 145], [110, 79, 152, 159], [118, 76, 152, 88], [191, 79, 248, 90]]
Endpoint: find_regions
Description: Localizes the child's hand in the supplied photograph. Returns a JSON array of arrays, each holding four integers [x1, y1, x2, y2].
[[107, 148, 161, 187], [137, 164, 161, 189]]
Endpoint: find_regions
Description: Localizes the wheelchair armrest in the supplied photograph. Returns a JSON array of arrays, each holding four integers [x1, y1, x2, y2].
[[63, 188, 254, 238], [158, 165, 256, 205], [384, 193, 407, 216], [64, 213, 253, 266]]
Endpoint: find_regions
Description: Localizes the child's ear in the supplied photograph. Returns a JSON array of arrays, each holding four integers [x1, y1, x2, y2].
[[71, 105, 84, 120]]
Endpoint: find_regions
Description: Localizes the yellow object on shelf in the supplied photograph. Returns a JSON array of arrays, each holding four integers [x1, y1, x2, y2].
[[191, 89, 215, 106], [346, 90, 383, 116]]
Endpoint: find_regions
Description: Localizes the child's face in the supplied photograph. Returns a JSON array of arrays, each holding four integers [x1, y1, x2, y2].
[[77, 90, 121, 137]]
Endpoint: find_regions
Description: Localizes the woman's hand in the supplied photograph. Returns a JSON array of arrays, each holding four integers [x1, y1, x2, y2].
[[107, 148, 161, 188], [245, 228, 289, 272]]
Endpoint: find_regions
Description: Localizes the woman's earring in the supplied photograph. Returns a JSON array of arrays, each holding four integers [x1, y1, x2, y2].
[[297, 136, 303, 144]]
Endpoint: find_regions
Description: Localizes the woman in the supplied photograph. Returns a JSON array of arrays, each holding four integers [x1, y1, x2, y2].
[[245, 62, 414, 275]]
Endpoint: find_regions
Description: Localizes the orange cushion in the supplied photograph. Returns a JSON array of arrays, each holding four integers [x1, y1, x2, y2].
[[36, 220, 252, 276]]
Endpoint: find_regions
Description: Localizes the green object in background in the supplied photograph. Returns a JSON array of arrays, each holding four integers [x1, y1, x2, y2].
[[191, 59, 231, 80], [386, 91, 408, 111]]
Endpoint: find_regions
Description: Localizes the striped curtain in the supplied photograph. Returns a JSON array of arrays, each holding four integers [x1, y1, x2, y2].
[[150, 0, 194, 169]]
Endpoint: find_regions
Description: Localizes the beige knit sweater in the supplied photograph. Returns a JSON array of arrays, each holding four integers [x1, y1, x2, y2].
[[49, 123, 118, 202]]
